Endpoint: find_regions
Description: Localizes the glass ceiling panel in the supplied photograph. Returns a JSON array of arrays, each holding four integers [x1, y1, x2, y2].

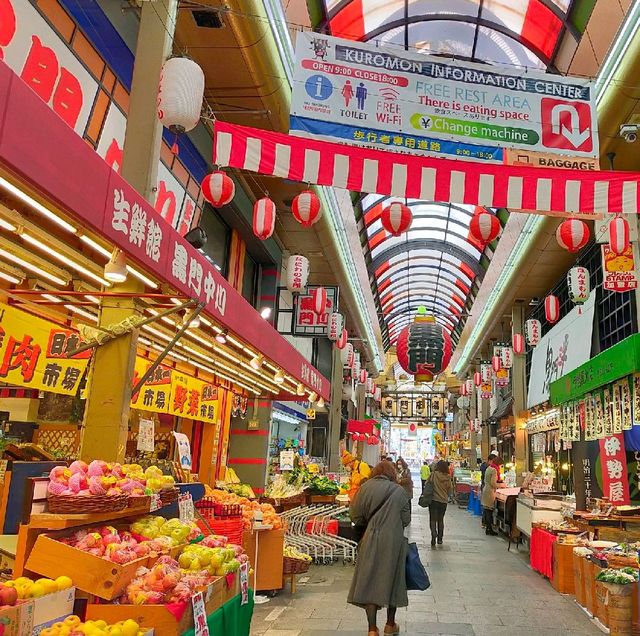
[[369, 231, 481, 260], [407, 21, 476, 59], [380, 259, 472, 285], [474, 25, 542, 68], [408, 0, 480, 19], [382, 275, 467, 298], [380, 265, 463, 287]]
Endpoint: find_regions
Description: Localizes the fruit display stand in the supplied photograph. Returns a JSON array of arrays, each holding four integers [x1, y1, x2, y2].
[[242, 527, 284, 593]]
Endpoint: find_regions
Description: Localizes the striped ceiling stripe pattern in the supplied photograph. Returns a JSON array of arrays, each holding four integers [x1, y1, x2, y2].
[[214, 121, 640, 216]]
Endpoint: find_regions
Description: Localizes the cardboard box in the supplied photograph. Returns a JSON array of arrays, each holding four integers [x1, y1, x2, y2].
[[30, 588, 76, 635], [0, 603, 23, 636]]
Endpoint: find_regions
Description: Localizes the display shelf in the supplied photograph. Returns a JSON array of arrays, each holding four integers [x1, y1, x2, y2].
[[242, 527, 284, 593]]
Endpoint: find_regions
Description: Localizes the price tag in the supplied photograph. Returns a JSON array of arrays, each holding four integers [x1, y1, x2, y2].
[[178, 493, 195, 523], [192, 591, 209, 636], [240, 562, 249, 605], [149, 494, 161, 512], [137, 419, 155, 452]]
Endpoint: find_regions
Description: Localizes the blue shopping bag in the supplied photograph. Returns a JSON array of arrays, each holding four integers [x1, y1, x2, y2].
[[406, 542, 430, 591]]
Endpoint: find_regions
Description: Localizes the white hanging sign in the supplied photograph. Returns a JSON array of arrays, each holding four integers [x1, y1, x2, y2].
[[137, 419, 155, 453], [173, 432, 192, 470]]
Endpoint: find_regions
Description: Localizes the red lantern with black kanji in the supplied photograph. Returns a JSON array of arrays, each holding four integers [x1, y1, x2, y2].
[[253, 197, 276, 240], [545, 295, 560, 324], [311, 286, 328, 315], [474, 371, 482, 386], [396, 308, 452, 383], [201, 171, 235, 207], [492, 355, 501, 372], [381, 202, 412, 236], [469, 210, 501, 245], [513, 333, 524, 355], [556, 219, 589, 252], [609, 216, 630, 256], [292, 190, 322, 227]]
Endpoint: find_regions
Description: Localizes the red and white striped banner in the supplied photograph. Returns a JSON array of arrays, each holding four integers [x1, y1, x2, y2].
[[214, 121, 640, 215]]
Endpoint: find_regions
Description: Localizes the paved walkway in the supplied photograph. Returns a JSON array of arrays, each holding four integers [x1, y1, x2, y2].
[[250, 500, 602, 636]]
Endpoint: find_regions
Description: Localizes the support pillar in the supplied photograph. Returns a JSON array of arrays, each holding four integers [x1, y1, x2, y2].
[[327, 347, 343, 472], [81, 1, 178, 462], [481, 393, 490, 459], [469, 381, 478, 466], [512, 304, 529, 484]]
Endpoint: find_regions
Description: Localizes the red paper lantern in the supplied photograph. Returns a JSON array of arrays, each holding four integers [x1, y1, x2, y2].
[[408, 423, 417, 433], [545, 295, 560, 324], [336, 328, 348, 350], [311, 287, 328, 315], [396, 308, 452, 383], [291, 190, 322, 227], [370, 435, 379, 445], [556, 219, 589, 252], [201, 171, 235, 207], [358, 433, 366, 442], [253, 197, 276, 240], [460, 383, 468, 396], [491, 355, 501, 372], [359, 369, 368, 385], [609, 216, 630, 256], [381, 202, 412, 236], [513, 333, 524, 355], [474, 371, 482, 386], [469, 211, 501, 245]]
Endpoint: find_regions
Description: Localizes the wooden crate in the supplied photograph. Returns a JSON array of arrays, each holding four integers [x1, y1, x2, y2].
[[584, 559, 596, 617], [242, 527, 284, 592], [25, 535, 148, 600], [595, 580, 610, 628], [551, 542, 575, 595], [573, 552, 586, 608]]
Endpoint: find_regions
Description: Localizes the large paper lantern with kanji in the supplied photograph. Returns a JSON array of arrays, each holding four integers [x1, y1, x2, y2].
[[525, 319, 541, 347], [327, 313, 344, 341], [396, 307, 452, 383], [381, 202, 412, 236], [567, 266, 590, 308], [286, 255, 309, 293]]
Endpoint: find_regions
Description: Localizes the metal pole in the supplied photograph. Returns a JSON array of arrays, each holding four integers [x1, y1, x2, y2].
[[132, 303, 205, 395]]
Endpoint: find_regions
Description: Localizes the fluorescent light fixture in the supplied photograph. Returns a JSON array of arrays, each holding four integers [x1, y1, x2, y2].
[[0, 271, 21, 284], [0, 218, 16, 232], [274, 370, 285, 384], [64, 304, 97, 321], [260, 307, 272, 319], [41, 293, 61, 303], [216, 330, 228, 345], [250, 354, 264, 370], [142, 324, 173, 342], [84, 294, 100, 304], [80, 235, 158, 288], [22, 233, 111, 287], [0, 176, 77, 234], [103, 248, 127, 284], [0, 249, 67, 286]]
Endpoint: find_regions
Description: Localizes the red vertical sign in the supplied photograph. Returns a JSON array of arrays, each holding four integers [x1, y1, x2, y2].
[[599, 433, 630, 505]]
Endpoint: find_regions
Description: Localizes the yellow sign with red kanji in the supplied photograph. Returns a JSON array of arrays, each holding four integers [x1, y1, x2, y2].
[[0, 302, 91, 395], [131, 357, 219, 423]]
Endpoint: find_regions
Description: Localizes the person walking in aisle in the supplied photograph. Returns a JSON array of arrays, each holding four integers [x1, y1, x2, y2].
[[420, 459, 431, 491], [481, 455, 504, 535], [429, 460, 453, 546], [348, 461, 411, 636], [396, 456, 414, 497]]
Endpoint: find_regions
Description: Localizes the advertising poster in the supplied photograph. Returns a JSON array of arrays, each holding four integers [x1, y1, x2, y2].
[[291, 32, 598, 162], [137, 419, 155, 453], [601, 244, 638, 292], [173, 432, 192, 470]]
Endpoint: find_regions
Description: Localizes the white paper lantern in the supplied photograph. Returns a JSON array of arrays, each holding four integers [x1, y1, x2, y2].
[[353, 353, 361, 377], [311, 287, 328, 316], [464, 379, 474, 395], [157, 57, 204, 134], [480, 361, 493, 383], [500, 347, 513, 369], [341, 342, 354, 367], [567, 266, 590, 307], [286, 255, 309, 293], [327, 313, 344, 341], [366, 378, 374, 395], [525, 319, 541, 347], [374, 387, 382, 403]]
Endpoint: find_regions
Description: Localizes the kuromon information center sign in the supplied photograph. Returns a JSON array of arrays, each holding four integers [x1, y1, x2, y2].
[[290, 32, 598, 162]]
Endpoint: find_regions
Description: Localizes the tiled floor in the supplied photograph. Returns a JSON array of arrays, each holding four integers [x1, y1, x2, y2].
[[249, 500, 602, 635]]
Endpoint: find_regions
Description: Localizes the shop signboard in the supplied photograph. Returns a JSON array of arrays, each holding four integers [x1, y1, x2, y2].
[[599, 434, 631, 505], [291, 32, 597, 162], [528, 293, 595, 408], [130, 357, 173, 415], [293, 286, 338, 337], [601, 244, 638, 292], [0, 302, 90, 396]]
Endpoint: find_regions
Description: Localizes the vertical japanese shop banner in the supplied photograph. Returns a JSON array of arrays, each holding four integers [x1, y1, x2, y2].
[[0, 303, 90, 395], [601, 245, 638, 292], [599, 433, 630, 505], [130, 357, 172, 414], [572, 439, 603, 510]]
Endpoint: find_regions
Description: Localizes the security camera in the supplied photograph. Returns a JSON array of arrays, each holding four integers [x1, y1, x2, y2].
[[620, 124, 639, 143]]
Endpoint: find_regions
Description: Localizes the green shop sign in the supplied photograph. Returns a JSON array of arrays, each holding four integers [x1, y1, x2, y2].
[[550, 333, 640, 404]]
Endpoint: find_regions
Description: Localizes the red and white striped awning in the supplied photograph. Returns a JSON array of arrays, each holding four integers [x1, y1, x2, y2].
[[213, 121, 640, 215]]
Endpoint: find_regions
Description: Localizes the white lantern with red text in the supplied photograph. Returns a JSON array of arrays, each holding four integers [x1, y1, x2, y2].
[[353, 354, 361, 377], [464, 379, 474, 395], [311, 287, 328, 316], [609, 216, 630, 256], [201, 171, 235, 207], [469, 210, 501, 245], [253, 197, 276, 240], [336, 328, 348, 350], [341, 343, 354, 367], [157, 57, 204, 134], [556, 219, 589, 252], [513, 333, 524, 355], [292, 190, 322, 227], [327, 313, 344, 341], [286, 255, 309, 293], [381, 202, 412, 236], [526, 319, 541, 347], [545, 295, 560, 324], [500, 346, 513, 369], [366, 378, 375, 395], [491, 356, 501, 373], [374, 387, 381, 402], [567, 267, 590, 308], [481, 362, 493, 383], [474, 371, 482, 387]]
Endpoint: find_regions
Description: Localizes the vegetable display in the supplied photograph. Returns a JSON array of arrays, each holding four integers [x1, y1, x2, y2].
[[596, 568, 639, 584]]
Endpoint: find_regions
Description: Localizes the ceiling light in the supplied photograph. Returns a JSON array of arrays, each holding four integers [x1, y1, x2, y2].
[[250, 354, 264, 370], [0, 249, 67, 286], [296, 383, 305, 396], [84, 294, 100, 304], [185, 309, 200, 329], [0, 218, 16, 232], [260, 307, 272, 319], [64, 304, 97, 321], [41, 293, 61, 303], [104, 249, 127, 283], [274, 370, 285, 384], [0, 176, 77, 233], [0, 271, 20, 284], [316, 397, 325, 408], [309, 391, 318, 403], [216, 330, 228, 345]]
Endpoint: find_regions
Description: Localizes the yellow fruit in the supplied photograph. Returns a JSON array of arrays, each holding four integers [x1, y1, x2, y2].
[[95, 620, 108, 629], [39, 628, 57, 636], [121, 619, 139, 636], [37, 578, 58, 595], [108, 628, 123, 636], [14, 576, 32, 586], [55, 576, 73, 591], [3, 580, 15, 588], [16, 583, 30, 599], [64, 615, 81, 628]]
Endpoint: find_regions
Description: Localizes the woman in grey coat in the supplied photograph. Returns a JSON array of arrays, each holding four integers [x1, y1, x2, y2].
[[348, 460, 411, 636]]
